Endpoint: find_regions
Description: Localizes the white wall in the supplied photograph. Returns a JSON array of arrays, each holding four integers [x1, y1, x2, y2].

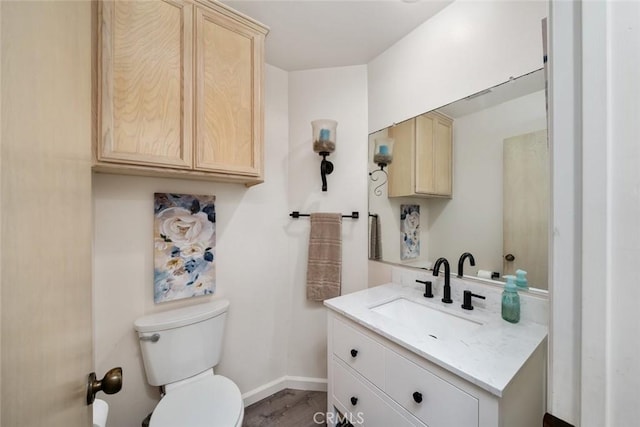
[[287, 65, 369, 378], [549, 1, 640, 425], [608, 2, 640, 423], [428, 90, 547, 278], [547, 0, 581, 422], [368, 0, 547, 133], [93, 64, 291, 427]]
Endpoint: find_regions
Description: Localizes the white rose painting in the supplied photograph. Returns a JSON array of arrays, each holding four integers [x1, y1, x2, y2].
[[400, 204, 420, 260], [154, 193, 216, 303]]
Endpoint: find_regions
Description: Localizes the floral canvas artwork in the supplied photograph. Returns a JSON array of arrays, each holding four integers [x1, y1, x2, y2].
[[400, 204, 420, 260], [154, 193, 216, 303]]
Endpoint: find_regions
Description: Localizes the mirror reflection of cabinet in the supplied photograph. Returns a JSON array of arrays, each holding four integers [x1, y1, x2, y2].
[[369, 69, 550, 290], [388, 111, 453, 198]]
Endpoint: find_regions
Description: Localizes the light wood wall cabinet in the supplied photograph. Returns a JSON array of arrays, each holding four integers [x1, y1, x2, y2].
[[96, 0, 268, 186], [388, 111, 453, 198]]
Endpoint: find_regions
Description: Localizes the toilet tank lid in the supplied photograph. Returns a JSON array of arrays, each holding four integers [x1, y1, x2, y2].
[[134, 299, 229, 333]]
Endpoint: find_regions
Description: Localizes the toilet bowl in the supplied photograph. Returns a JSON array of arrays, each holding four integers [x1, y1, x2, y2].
[[149, 371, 243, 427], [134, 300, 243, 427]]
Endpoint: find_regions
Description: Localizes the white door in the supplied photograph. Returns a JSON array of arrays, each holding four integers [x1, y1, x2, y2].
[[1, 1, 94, 425], [503, 129, 549, 289]]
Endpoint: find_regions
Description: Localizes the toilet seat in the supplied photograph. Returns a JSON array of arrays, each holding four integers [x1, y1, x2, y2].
[[150, 375, 244, 427]]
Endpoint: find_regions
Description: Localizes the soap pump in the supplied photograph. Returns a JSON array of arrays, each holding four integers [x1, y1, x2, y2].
[[515, 269, 528, 289], [501, 275, 520, 323]]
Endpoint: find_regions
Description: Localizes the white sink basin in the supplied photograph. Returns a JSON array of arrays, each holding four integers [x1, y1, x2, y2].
[[370, 297, 482, 340]]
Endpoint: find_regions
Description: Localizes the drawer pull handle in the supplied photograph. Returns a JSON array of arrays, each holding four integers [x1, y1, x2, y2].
[[350, 349, 358, 358], [350, 396, 358, 406], [413, 391, 423, 403]]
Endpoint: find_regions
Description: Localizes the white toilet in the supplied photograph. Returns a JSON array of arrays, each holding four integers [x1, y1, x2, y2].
[[134, 299, 244, 427]]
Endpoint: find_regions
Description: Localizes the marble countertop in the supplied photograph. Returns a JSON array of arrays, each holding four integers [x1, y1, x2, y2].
[[324, 283, 548, 397]]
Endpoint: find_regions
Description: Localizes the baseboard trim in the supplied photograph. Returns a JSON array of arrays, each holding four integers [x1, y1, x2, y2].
[[242, 376, 328, 407]]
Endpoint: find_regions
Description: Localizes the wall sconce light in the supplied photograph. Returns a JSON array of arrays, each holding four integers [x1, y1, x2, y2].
[[311, 119, 337, 191], [369, 137, 394, 196]]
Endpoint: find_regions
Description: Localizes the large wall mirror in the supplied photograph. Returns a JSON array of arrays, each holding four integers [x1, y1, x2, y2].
[[368, 69, 549, 291]]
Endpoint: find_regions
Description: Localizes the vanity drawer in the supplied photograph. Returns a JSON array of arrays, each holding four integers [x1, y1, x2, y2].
[[332, 359, 417, 427], [332, 317, 385, 388], [385, 350, 479, 427]]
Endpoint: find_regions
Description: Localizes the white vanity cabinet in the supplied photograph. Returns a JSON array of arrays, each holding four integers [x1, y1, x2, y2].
[[327, 312, 546, 427]]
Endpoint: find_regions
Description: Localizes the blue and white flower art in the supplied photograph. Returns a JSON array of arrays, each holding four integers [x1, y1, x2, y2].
[[400, 204, 420, 260], [154, 193, 216, 303]]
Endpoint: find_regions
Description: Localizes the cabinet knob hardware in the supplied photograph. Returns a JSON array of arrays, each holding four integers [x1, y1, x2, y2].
[[505, 253, 515, 262], [350, 396, 358, 406], [413, 391, 423, 403], [350, 349, 358, 358]]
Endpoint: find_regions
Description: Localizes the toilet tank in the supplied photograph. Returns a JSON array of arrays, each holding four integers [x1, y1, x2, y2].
[[134, 299, 230, 386]]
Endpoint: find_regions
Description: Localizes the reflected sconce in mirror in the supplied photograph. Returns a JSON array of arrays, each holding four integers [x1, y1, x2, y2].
[[312, 119, 337, 191], [369, 137, 394, 196]]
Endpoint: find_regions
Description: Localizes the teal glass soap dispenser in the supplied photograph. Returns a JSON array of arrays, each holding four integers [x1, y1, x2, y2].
[[502, 275, 520, 323], [515, 269, 528, 289]]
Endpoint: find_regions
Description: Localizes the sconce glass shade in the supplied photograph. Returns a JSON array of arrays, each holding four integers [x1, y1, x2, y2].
[[373, 137, 394, 166], [311, 119, 337, 154]]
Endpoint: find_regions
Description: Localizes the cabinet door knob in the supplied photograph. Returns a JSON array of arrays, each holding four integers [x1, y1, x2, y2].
[[413, 391, 423, 403], [505, 253, 515, 262], [350, 349, 358, 358], [350, 396, 358, 406]]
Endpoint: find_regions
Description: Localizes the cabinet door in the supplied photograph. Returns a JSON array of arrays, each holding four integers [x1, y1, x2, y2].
[[415, 113, 452, 197], [194, 5, 265, 177], [433, 115, 453, 195], [388, 119, 415, 197], [415, 114, 435, 194], [98, 0, 193, 168]]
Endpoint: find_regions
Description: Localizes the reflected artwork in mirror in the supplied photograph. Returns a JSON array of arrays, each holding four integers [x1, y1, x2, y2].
[[368, 69, 549, 291]]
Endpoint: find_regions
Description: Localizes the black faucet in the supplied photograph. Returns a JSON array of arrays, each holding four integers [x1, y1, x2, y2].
[[433, 257, 453, 303], [457, 252, 476, 278]]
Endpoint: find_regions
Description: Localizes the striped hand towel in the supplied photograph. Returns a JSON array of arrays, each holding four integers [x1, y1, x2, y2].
[[306, 213, 342, 301]]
